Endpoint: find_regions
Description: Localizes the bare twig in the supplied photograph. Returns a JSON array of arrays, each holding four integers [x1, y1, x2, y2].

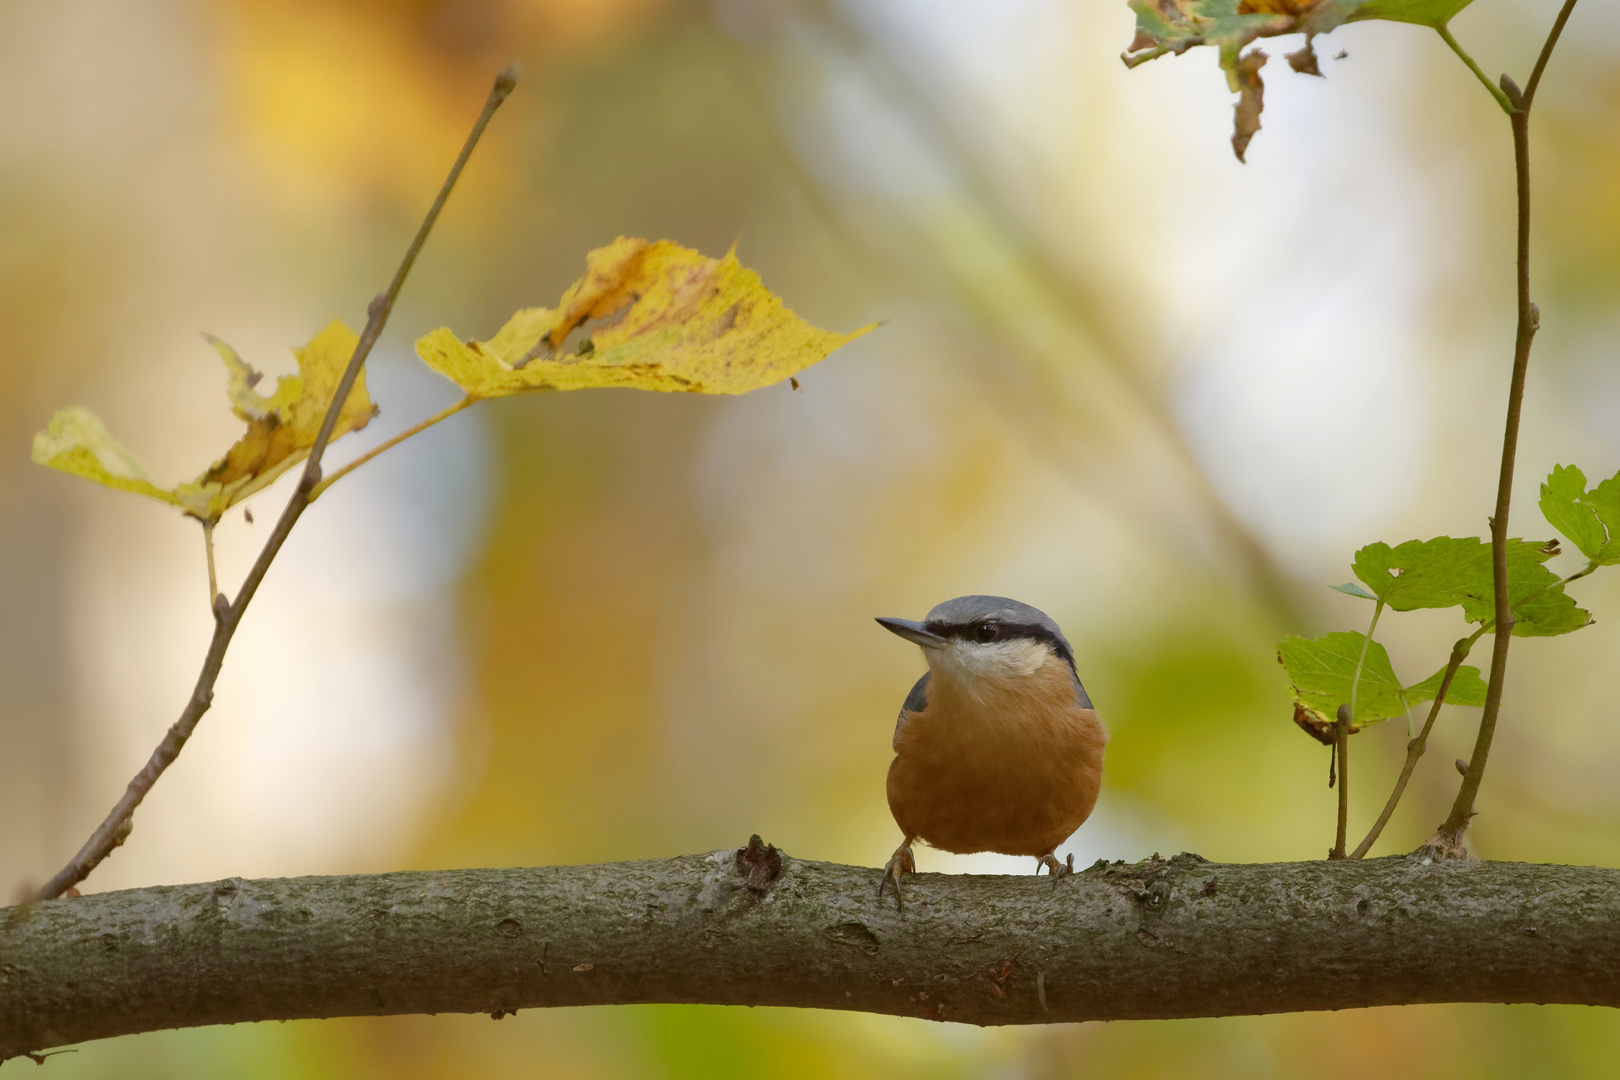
[[1524, 0, 1581, 109], [28, 65, 518, 904], [1350, 629, 1483, 858], [1437, 4, 1577, 850], [1330, 703, 1351, 859], [1435, 114, 1533, 848], [310, 394, 477, 501]]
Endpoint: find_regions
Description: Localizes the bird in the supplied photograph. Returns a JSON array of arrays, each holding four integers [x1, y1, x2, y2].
[[875, 595, 1108, 905]]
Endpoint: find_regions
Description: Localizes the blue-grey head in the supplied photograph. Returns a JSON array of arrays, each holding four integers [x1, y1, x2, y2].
[[876, 595, 1093, 709]]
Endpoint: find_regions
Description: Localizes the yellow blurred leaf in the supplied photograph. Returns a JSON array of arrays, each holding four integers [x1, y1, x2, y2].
[[415, 237, 874, 397], [32, 320, 377, 521], [31, 406, 183, 507]]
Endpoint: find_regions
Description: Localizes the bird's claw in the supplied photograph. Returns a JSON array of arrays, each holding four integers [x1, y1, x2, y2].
[[880, 842, 916, 910], [1038, 852, 1074, 889]]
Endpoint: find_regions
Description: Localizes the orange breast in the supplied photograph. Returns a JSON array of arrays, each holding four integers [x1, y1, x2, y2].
[[886, 656, 1108, 857]]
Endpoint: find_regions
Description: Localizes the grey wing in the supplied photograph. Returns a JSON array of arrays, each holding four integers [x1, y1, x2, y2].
[[893, 672, 931, 750]]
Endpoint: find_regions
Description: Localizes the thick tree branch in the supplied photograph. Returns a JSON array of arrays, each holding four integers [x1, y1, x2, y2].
[[6, 849, 1620, 1060]]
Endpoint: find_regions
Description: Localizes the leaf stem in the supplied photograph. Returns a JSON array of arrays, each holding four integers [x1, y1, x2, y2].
[[201, 519, 218, 609], [27, 66, 518, 904], [309, 394, 477, 501], [1436, 25, 1513, 115], [1347, 599, 1385, 725]]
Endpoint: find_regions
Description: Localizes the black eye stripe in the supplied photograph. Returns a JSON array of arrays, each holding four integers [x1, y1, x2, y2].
[[923, 620, 1075, 662]]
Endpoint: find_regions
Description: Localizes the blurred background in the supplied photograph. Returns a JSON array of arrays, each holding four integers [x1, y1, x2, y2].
[[3, 0, 1619, 1075]]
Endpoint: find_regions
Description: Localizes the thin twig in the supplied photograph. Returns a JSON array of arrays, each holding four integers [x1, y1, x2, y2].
[[1435, 104, 1536, 849], [1350, 628, 1483, 858], [28, 65, 518, 904], [1330, 703, 1351, 859], [1433, 3, 1582, 851], [310, 394, 477, 501], [1524, 0, 1581, 109]]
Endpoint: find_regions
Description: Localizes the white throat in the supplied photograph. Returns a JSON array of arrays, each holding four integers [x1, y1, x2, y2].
[[925, 637, 1050, 690]]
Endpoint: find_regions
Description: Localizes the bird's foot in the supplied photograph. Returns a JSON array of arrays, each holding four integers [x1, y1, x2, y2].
[[1037, 852, 1074, 888], [880, 841, 917, 910]]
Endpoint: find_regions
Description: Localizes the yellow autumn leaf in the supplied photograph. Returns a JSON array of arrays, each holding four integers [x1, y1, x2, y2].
[[31, 407, 184, 507], [415, 237, 874, 397], [32, 319, 378, 521]]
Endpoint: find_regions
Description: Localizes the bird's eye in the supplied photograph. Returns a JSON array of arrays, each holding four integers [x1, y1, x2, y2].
[[973, 621, 997, 643]]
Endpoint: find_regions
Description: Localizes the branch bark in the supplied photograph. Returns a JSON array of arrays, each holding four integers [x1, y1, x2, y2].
[[7, 849, 1620, 1060]]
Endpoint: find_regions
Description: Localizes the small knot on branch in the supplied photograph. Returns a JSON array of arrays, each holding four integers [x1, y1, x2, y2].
[[735, 835, 782, 894], [1500, 73, 1525, 109]]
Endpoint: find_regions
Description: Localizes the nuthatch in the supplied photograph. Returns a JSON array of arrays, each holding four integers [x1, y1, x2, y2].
[[876, 595, 1108, 903]]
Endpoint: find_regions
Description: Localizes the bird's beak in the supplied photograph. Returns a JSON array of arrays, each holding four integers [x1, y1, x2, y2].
[[875, 617, 947, 648]]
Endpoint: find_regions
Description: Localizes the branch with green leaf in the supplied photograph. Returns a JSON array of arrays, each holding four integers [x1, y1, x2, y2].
[[24, 69, 872, 904], [1125, 0, 1588, 858]]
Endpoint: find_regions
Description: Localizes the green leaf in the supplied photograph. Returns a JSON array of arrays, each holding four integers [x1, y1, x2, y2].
[[1347, 0, 1474, 29], [1588, 473, 1620, 556], [1503, 581, 1593, 637], [1329, 581, 1377, 599], [1540, 465, 1607, 561], [1351, 536, 1487, 611], [1540, 463, 1620, 565], [1404, 663, 1489, 709], [1278, 632, 1408, 727], [1452, 539, 1592, 637], [1350, 535, 1591, 636]]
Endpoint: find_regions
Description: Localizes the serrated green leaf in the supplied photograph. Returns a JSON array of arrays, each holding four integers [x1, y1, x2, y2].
[[1347, 0, 1474, 29], [1540, 464, 1609, 562], [1451, 539, 1592, 636], [1587, 472, 1620, 554], [1540, 463, 1620, 565], [1278, 632, 1407, 727], [1329, 581, 1377, 599], [1352, 536, 1487, 610], [1404, 663, 1489, 709], [1502, 584, 1593, 637], [1350, 535, 1590, 636]]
